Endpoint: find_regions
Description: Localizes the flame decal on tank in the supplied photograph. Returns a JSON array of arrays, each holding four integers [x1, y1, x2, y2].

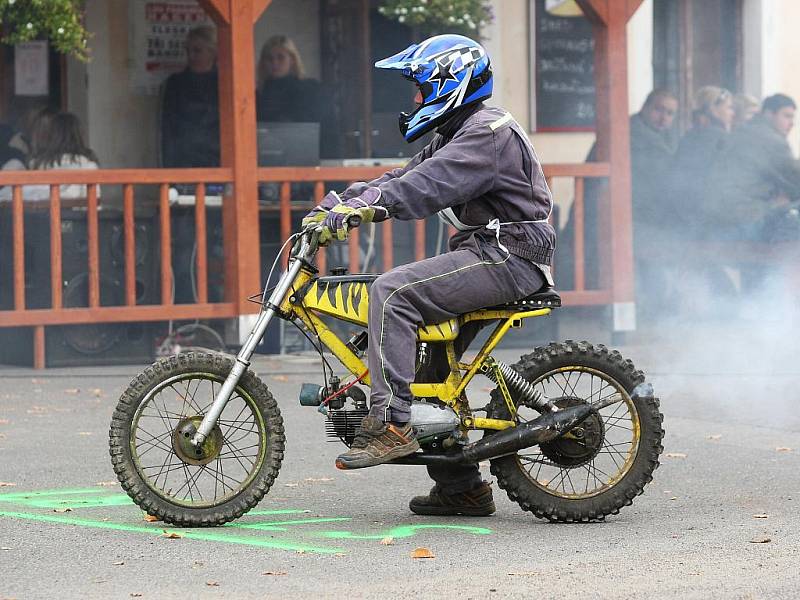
[[301, 278, 459, 340], [302, 280, 370, 325]]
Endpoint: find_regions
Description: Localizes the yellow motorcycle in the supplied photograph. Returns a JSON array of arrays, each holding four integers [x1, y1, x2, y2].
[[109, 222, 664, 526]]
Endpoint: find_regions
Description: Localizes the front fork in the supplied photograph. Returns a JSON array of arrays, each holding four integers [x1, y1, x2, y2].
[[190, 244, 307, 447]]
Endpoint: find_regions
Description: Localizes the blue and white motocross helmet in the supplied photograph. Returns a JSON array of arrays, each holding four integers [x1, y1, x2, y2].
[[375, 34, 493, 142]]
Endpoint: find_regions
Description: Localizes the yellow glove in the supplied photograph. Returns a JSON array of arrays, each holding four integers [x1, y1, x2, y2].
[[318, 205, 376, 245]]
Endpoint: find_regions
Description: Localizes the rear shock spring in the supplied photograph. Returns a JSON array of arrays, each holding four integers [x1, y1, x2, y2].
[[481, 359, 556, 413]]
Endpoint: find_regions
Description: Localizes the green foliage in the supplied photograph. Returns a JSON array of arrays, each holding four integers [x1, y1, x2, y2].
[[378, 0, 494, 38], [0, 0, 90, 60]]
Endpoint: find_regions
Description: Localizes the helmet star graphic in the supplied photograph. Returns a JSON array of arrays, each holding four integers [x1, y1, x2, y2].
[[427, 54, 460, 93]]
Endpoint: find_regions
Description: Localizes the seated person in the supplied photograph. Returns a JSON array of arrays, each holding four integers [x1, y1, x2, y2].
[[160, 26, 220, 168], [0, 111, 99, 202], [707, 93, 800, 242], [256, 35, 340, 159], [256, 35, 322, 123]]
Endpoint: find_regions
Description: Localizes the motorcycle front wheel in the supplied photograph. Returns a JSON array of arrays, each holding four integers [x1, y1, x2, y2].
[[109, 351, 285, 526]]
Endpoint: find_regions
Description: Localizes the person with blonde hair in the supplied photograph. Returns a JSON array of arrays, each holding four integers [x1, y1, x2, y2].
[[690, 85, 734, 130], [160, 25, 220, 168], [256, 35, 323, 124], [732, 93, 760, 129], [669, 86, 733, 230]]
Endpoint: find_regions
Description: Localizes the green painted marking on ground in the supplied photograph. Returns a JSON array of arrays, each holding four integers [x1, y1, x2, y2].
[[0, 510, 343, 554], [0, 488, 496, 554], [230, 517, 351, 532], [320, 523, 493, 540]]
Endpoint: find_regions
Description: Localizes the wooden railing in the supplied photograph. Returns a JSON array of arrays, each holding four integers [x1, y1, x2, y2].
[[0, 163, 612, 367]]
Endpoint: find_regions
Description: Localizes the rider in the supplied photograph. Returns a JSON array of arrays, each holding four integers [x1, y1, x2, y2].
[[302, 34, 556, 516]]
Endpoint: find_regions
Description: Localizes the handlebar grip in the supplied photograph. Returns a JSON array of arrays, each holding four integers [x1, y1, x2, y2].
[[346, 214, 362, 228]]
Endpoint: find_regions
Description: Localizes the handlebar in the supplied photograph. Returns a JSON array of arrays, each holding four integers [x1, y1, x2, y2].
[[345, 213, 362, 228]]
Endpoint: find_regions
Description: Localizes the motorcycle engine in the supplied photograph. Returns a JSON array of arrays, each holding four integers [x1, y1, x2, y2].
[[326, 399, 460, 448]]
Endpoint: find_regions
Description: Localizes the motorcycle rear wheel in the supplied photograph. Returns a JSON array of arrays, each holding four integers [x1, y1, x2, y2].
[[487, 341, 664, 522], [109, 351, 284, 526]]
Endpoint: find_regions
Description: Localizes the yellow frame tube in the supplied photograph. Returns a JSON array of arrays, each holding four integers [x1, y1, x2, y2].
[[288, 286, 550, 430]]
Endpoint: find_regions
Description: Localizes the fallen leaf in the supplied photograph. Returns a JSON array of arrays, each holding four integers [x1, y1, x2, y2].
[[284, 483, 299, 488], [64, 388, 80, 395], [262, 571, 288, 576], [53, 508, 72, 513], [304, 477, 333, 483], [112, 561, 125, 566], [162, 531, 181, 539], [775, 447, 792, 453], [706, 434, 722, 440], [752, 514, 769, 519], [271, 375, 289, 382], [0, 482, 15, 487], [380, 537, 394, 545], [664, 453, 687, 459], [411, 547, 435, 559], [144, 515, 160, 522], [205, 581, 219, 587], [749, 536, 771, 544], [96, 481, 118, 487]]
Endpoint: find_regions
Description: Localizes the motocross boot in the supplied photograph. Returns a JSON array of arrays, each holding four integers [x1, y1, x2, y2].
[[409, 482, 496, 516], [335, 416, 419, 469]]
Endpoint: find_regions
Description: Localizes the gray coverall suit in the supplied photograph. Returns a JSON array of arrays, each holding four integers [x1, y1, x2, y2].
[[343, 103, 556, 491]]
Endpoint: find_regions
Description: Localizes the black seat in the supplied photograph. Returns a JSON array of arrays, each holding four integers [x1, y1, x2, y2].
[[488, 285, 562, 310]]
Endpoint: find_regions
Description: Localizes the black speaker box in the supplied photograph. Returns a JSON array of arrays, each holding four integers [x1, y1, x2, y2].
[[0, 209, 165, 367]]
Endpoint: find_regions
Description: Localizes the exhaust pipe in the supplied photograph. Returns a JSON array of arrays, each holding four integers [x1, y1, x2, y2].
[[391, 403, 595, 466]]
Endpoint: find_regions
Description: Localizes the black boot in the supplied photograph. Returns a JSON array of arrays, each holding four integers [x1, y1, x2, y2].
[[409, 482, 495, 516]]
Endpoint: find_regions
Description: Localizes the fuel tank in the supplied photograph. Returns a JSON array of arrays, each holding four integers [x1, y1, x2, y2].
[[298, 274, 460, 342]]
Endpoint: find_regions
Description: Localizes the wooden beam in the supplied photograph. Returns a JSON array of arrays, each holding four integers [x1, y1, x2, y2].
[[627, 0, 645, 21], [602, 1, 636, 314], [576, 0, 608, 25], [253, 0, 273, 22], [198, 0, 230, 24], [216, 0, 261, 314]]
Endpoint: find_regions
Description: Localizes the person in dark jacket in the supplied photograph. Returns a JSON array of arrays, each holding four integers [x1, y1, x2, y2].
[[669, 86, 734, 238], [160, 26, 220, 168], [557, 89, 677, 291], [706, 93, 800, 241], [256, 35, 322, 123], [302, 34, 555, 516]]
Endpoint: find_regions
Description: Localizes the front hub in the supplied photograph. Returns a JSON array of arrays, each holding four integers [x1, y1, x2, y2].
[[172, 416, 223, 466]]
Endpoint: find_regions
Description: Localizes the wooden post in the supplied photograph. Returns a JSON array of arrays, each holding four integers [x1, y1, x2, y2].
[[203, 0, 271, 314], [577, 0, 642, 331]]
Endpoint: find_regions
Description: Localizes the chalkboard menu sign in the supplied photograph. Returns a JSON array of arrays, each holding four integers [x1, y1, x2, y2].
[[533, 0, 596, 131]]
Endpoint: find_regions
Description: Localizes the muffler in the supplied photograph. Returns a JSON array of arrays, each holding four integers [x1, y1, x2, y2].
[[391, 403, 594, 466]]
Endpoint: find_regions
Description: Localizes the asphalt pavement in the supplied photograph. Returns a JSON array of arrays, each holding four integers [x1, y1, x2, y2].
[[1, 322, 799, 599]]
